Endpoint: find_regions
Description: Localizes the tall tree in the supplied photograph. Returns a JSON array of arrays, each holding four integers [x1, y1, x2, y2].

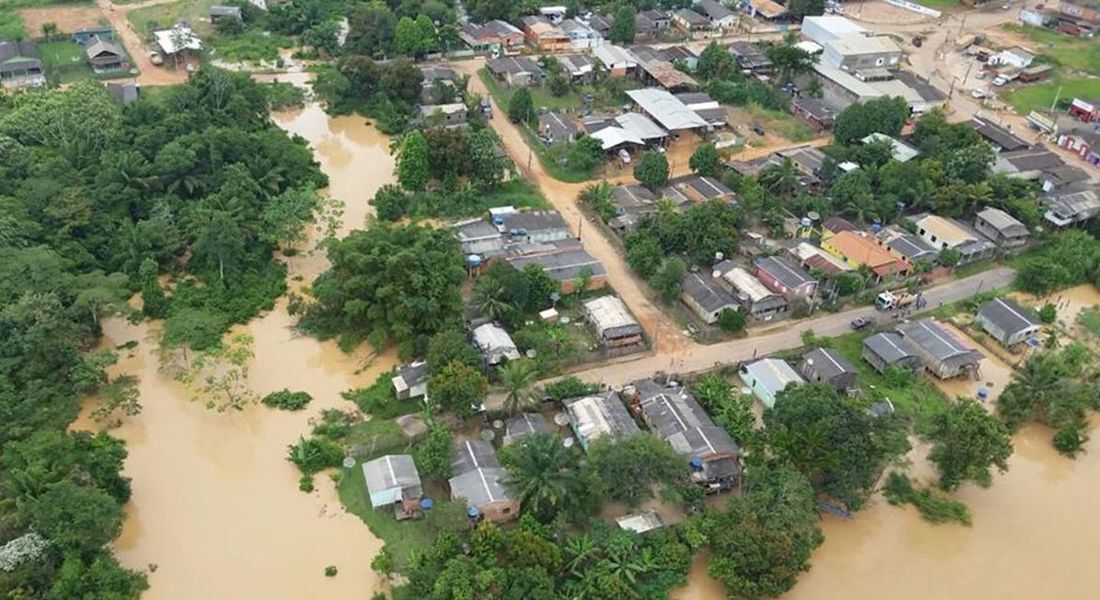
[[833, 96, 910, 145], [508, 87, 535, 125], [192, 210, 246, 283], [499, 359, 539, 415], [927, 399, 1013, 490], [587, 434, 685, 508], [633, 150, 669, 189], [689, 143, 720, 176], [429, 361, 488, 417], [610, 6, 636, 44], [500, 433, 594, 522], [397, 130, 431, 191], [696, 42, 738, 81]]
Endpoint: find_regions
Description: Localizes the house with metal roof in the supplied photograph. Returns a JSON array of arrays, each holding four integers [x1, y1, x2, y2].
[[746, 0, 788, 20], [822, 35, 903, 71], [993, 147, 1067, 180], [617, 510, 666, 533], [681, 270, 740, 324], [587, 111, 668, 151], [420, 102, 467, 127], [459, 20, 525, 51], [84, 37, 128, 72], [896, 318, 982, 379], [583, 295, 643, 347], [472, 323, 521, 366], [729, 41, 772, 74], [974, 207, 1029, 250], [626, 88, 709, 131], [635, 57, 699, 91], [696, 0, 737, 28], [754, 256, 817, 300], [154, 26, 202, 55], [538, 111, 576, 145], [969, 117, 1030, 152], [503, 412, 551, 445], [739, 358, 805, 409], [716, 261, 788, 320], [792, 96, 836, 131], [672, 8, 709, 32], [0, 41, 44, 88], [1044, 187, 1100, 227], [508, 248, 607, 293], [976, 297, 1041, 347], [607, 184, 658, 231], [667, 174, 735, 203], [632, 380, 740, 488], [593, 44, 638, 76], [563, 391, 640, 450], [498, 210, 570, 242], [799, 347, 858, 392], [454, 219, 504, 255], [391, 360, 429, 400], [486, 56, 544, 86], [861, 332, 921, 373], [911, 215, 995, 265], [861, 133, 920, 163], [362, 454, 422, 509], [557, 53, 594, 79], [802, 16, 869, 45], [875, 226, 940, 263], [449, 440, 518, 523]]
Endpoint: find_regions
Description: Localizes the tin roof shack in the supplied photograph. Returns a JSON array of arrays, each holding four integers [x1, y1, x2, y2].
[[607, 184, 658, 232], [792, 96, 836, 131], [729, 41, 773, 74], [454, 219, 504, 255], [539, 111, 576, 145], [754, 256, 817, 300], [583, 295, 643, 347], [976, 297, 1041, 347], [969, 117, 1030, 152], [631, 380, 740, 490], [563, 391, 640, 450], [716, 261, 789, 320], [0, 41, 44, 88], [739, 358, 805, 409], [974, 207, 1029, 250], [502, 412, 551, 445], [421, 102, 467, 128], [911, 215, 995, 265], [875, 226, 940, 263], [362, 455, 423, 514], [681, 270, 740, 324], [617, 510, 665, 533], [472, 323, 521, 366], [799, 347, 858, 392], [861, 332, 921, 373], [449, 440, 518, 523], [1044, 187, 1100, 228], [84, 37, 128, 73], [897, 318, 982, 379], [392, 360, 429, 400]]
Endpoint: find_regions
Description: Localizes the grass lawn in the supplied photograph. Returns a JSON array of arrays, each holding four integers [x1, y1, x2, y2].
[[743, 103, 815, 142], [209, 28, 293, 62], [478, 178, 550, 211], [128, 0, 215, 36], [0, 10, 25, 40], [38, 39, 95, 84], [916, 0, 960, 6], [1003, 76, 1100, 114], [1001, 23, 1100, 75], [1077, 306, 1100, 338], [831, 331, 952, 432]]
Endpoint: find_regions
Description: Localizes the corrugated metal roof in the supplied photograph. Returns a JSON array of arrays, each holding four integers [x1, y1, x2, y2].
[[583, 295, 641, 338], [897, 318, 978, 362], [362, 455, 421, 496], [564, 392, 640, 445], [627, 88, 708, 130], [863, 332, 918, 364], [977, 297, 1039, 336], [742, 358, 804, 398], [451, 440, 501, 476], [449, 467, 513, 507]]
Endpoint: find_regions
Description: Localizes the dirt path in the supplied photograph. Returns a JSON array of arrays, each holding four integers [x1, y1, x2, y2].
[[96, 0, 189, 86], [460, 59, 695, 354]]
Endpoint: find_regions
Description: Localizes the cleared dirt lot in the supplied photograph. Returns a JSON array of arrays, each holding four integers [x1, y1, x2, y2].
[[18, 5, 107, 35]]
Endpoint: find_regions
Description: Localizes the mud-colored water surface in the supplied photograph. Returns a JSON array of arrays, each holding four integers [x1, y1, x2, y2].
[[73, 101, 398, 599]]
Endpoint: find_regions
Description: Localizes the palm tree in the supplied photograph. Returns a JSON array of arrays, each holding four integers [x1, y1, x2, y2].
[[476, 279, 513, 321], [759, 157, 800, 199], [498, 359, 538, 415], [500, 433, 585, 521]]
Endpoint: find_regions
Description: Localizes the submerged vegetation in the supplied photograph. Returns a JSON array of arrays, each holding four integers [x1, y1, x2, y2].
[[883, 473, 972, 526]]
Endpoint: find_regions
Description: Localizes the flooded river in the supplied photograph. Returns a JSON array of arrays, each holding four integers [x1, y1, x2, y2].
[[75, 100, 397, 599]]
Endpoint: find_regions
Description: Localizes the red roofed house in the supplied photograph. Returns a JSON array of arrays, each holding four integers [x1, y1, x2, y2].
[[821, 231, 908, 280]]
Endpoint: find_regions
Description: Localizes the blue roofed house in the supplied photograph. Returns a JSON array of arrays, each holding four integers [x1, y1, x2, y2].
[[738, 358, 805, 408]]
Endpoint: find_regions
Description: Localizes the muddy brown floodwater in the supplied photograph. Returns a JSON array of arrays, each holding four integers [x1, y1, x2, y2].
[[73, 100, 398, 599]]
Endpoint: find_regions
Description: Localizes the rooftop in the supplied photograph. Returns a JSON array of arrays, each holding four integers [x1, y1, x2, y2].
[[682, 270, 739, 313], [669, 174, 734, 200], [449, 467, 513, 508], [978, 297, 1040, 336], [451, 439, 501, 476], [863, 331, 919, 363], [914, 215, 979, 247], [977, 207, 1027, 236], [861, 132, 920, 162], [634, 380, 739, 457], [897, 318, 980, 362], [827, 231, 904, 275], [593, 44, 638, 67], [583, 295, 641, 337], [827, 35, 902, 56], [720, 264, 780, 303], [394, 360, 429, 387], [362, 454, 421, 503], [504, 413, 550, 443], [801, 347, 857, 381], [741, 358, 805, 396], [564, 392, 640, 445], [499, 210, 568, 233], [487, 56, 543, 77], [969, 117, 1029, 151], [755, 256, 815, 289], [507, 248, 605, 282], [472, 322, 517, 352]]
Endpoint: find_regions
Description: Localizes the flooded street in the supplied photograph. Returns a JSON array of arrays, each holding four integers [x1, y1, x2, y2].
[[73, 101, 398, 599], [933, 322, 1016, 406]]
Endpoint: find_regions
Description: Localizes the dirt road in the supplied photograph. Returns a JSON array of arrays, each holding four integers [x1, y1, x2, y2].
[[460, 59, 696, 353]]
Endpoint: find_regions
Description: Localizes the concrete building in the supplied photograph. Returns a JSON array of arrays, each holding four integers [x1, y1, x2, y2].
[[896, 318, 982, 379], [822, 231, 908, 279], [391, 360, 428, 400], [507, 248, 607, 293], [875, 226, 940, 263], [449, 440, 518, 523], [976, 297, 1041, 347], [454, 219, 504, 255], [695, 0, 738, 29], [861, 332, 921, 373], [974, 207, 1029, 250], [823, 35, 903, 71], [738, 358, 805, 409], [799, 347, 858, 392], [1044, 187, 1100, 227], [563, 391, 640, 450], [672, 8, 709, 32], [522, 16, 570, 52], [498, 211, 570, 242], [583, 295, 643, 347], [486, 56, 544, 86], [632, 379, 740, 489], [801, 16, 870, 46], [472, 323, 521, 366]]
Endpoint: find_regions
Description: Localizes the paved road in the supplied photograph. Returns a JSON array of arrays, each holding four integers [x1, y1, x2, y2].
[[482, 267, 1016, 408]]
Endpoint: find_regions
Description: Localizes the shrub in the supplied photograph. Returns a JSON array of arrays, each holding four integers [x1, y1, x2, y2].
[[1039, 303, 1057, 324], [287, 437, 344, 475], [543, 376, 600, 401], [261, 389, 313, 410], [299, 475, 315, 492], [324, 566, 338, 577], [717, 308, 746, 332], [883, 472, 971, 525]]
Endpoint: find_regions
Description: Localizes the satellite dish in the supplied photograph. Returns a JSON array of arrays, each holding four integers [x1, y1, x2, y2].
[[526, 349, 538, 358], [492, 419, 505, 429], [553, 412, 570, 426], [342, 456, 356, 469], [480, 429, 496, 442], [807, 211, 820, 221], [563, 437, 575, 448]]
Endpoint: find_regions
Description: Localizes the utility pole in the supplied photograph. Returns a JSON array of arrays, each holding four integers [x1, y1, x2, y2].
[[1049, 84, 1063, 113]]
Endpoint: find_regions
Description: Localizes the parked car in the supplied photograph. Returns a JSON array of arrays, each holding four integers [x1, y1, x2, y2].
[[752, 126, 766, 136], [992, 75, 1008, 86], [850, 316, 874, 330], [971, 89, 988, 98], [618, 148, 631, 164]]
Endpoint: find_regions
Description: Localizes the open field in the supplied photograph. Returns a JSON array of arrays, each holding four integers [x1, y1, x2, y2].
[[1004, 76, 1100, 114], [17, 3, 104, 35], [38, 38, 95, 83], [127, 0, 214, 36], [0, 10, 25, 38], [732, 103, 816, 143]]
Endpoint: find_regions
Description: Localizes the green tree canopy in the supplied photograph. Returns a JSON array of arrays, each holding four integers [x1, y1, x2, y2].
[[429, 360, 488, 417], [689, 143, 720, 176], [833, 96, 910, 145], [610, 5, 636, 44], [927, 399, 1013, 490], [633, 150, 670, 189]]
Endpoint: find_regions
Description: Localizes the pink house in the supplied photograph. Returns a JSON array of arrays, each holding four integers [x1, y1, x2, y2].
[[1057, 127, 1100, 168], [754, 256, 818, 300]]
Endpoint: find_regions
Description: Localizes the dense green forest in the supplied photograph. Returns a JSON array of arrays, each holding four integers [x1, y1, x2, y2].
[[0, 68, 324, 596]]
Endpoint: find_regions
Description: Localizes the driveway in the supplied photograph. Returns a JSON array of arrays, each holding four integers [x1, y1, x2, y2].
[[97, 0, 189, 86]]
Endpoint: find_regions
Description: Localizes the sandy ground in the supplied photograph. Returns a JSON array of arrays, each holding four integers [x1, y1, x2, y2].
[[18, 5, 106, 35], [843, 1, 938, 26]]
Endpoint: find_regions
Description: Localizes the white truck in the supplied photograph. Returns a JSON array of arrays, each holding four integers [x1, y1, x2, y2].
[[875, 289, 919, 311]]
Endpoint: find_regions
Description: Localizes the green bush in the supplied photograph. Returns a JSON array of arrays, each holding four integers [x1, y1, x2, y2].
[[261, 389, 313, 411], [324, 565, 338, 577], [883, 472, 971, 525], [543, 376, 600, 401], [287, 437, 345, 475], [717, 308, 746, 333], [299, 475, 315, 492]]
